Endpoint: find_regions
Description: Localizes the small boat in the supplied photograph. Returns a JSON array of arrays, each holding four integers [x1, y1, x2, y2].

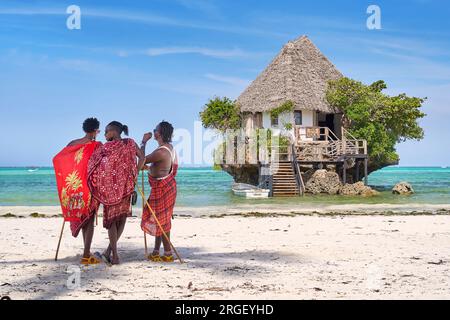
[[232, 183, 270, 199], [27, 167, 39, 172]]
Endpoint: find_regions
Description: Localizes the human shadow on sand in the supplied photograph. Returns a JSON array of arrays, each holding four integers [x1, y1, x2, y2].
[[1, 245, 306, 299]]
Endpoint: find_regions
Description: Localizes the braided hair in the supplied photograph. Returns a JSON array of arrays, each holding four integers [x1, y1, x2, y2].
[[108, 121, 129, 136], [157, 121, 174, 143]]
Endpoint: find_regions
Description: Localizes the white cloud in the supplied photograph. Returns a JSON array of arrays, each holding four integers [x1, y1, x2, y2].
[[368, 49, 450, 81], [56, 58, 100, 72], [174, 0, 219, 16], [355, 36, 450, 58], [0, 6, 288, 38], [204, 73, 250, 87], [0, 7, 62, 15], [143, 47, 247, 58]]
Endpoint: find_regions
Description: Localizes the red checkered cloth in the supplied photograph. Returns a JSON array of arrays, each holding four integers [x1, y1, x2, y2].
[[141, 164, 178, 236], [103, 195, 132, 229]]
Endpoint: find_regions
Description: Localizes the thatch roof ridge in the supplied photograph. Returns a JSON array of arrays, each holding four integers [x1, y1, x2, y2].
[[237, 35, 343, 113]]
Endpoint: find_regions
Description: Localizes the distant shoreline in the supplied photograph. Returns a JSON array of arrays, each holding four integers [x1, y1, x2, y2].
[[1, 203, 450, 219]]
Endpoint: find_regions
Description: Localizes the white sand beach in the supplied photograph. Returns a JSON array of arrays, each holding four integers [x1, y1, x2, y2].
[[2, 208, 450, 300]]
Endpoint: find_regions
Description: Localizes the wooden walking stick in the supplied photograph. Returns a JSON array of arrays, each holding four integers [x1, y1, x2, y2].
[[144, 229, 148, 256], [55, 219, 66, 261], [142, 170, 148, 256], [137, 185, 183, 264]]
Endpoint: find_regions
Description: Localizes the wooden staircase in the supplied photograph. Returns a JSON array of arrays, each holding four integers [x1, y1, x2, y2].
[[271, 161, 300, 197]]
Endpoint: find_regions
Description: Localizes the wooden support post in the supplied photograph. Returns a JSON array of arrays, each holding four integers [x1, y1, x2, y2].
[[142, 170, 148, 257], [355, 160, 360, 182], [343, 158, 347, 185], [298, 164, 305, 196], [269, 174, 273, 197], [364, 158, 368, 186], [342, 128, 346, 155]]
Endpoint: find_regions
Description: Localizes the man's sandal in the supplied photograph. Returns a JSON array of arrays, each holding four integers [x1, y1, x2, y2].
[[94, 251, 112, 266], [148, 254, 163, 262], [80, 255, 101, 265], [161, 254, 174, 263]]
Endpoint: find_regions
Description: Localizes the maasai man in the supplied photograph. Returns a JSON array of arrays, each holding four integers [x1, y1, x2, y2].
[[88, 121, 145, 265], [140, 121, 178, 263], [53, 118, 102, 265]]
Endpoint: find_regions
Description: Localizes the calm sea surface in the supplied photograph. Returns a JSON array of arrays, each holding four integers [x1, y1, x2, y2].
[[0, 167, 449, 207]]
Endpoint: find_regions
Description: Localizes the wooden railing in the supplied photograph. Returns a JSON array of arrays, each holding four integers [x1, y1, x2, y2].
[[291, 144, 305, 195], [214, 127, 367, 165], [294, 127, 367, 162], [341, 128, 367, 155], [295, 126, 339, 142]]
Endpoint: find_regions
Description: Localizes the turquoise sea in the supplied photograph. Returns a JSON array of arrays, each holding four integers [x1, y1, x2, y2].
[[0, 167, 449, 207]]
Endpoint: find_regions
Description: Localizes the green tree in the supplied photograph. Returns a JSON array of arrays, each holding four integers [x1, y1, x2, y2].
[[270, 100, 294, 121], [199, 97, 241, 132], [326, 77, 426, 173]]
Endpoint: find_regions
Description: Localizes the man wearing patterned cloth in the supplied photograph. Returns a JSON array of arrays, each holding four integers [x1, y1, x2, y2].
[[140, 121, 178, 263], [88, 121, 145, 265]]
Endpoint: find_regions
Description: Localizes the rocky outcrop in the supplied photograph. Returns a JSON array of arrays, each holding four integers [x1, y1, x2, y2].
[[339, 182, 379, 197], [221, 164, 383, 197], [392, 182, 414, 195], [305, 169, 341, 195], [221, 164, 260, 185]]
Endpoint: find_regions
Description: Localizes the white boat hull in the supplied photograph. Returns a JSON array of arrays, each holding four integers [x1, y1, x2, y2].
[[232, 183, 270, 199]]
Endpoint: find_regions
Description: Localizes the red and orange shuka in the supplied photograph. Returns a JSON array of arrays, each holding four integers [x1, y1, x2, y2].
[[53, 141, 101, 222]]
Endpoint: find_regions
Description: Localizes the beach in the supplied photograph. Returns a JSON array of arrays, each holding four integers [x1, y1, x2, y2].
[[2, 208, 450, 300], [1, 0, 449, 306], [1, 167, 450, 299]]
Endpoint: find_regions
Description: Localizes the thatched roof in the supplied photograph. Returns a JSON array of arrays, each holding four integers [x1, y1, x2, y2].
[[237, 36, 343, 114]]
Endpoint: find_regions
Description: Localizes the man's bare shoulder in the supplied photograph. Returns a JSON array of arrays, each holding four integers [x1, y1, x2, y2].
[[67, 138, 85, 147], [161, 146, 175, 163], [146, 146, 167, 162], [151, 147, 166, 158]]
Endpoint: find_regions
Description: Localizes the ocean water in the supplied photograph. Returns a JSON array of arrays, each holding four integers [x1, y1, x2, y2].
[[0, 167, 449, 207]]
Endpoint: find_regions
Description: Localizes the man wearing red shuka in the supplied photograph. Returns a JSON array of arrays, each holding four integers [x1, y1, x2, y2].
[[53, 118, 102, 265]]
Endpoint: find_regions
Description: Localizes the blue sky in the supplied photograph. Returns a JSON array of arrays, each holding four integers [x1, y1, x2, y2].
[[0, 0, 449, 167]]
